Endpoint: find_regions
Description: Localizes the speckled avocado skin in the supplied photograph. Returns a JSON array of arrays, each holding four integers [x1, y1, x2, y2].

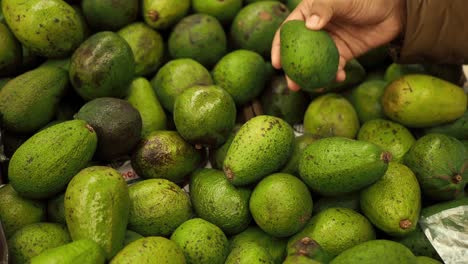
[[280, 20, 339, 91], [142, 0, 190, 30], [225, 242, 274, 264], [424, 111, 468, 140], [81, 0, 138, 31], [223, 115, 295, 186], [349, 80, 387, 123], [30, 239, 106, 264]]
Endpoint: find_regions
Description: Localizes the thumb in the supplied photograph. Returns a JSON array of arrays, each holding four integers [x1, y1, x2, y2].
[[302, 0, 335, 30]]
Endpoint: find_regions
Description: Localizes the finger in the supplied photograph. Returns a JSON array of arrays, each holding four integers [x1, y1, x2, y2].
[[336, 69, 346, 82], [304, 1, 334, 30], [286, 76, 301, 91]]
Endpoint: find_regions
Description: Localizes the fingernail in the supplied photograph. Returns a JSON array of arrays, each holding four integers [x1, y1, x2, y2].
[[307, 15, 320, 28]]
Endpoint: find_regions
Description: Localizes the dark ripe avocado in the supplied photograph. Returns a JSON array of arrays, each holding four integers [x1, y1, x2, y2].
[[75, 97, 142, 161], [81, 0, 139, 31], [280, 20, 339, 91]]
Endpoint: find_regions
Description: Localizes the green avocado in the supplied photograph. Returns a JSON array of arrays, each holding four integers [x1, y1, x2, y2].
[[225, 242, 275, 264], [142, 0, 190, 30], [384, 63, 426, 83], [394, 228, 440, 260], [81, 0, 138, 31], [287, 237, 332, 263], [416, 256, 442, 264], [424, 111, 468, 140], [209, 129, 238, 170], [123, 230, 143, 247], [349, 80, 387, 123], [192, 0, 242, 24], [313, 193, 360, 215], [281, 134, 320, 176], [30, 239, 106, 264]]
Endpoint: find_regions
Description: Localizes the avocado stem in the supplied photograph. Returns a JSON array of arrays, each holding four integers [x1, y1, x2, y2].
[[148, 10, 159, 22], [452, 174, 463, 184], [399, 219, 412, 229], [380, 151, 393, 164], [85, 124, 94, 133], [195, 144, 203, 150], [225, 167, 234, 180]]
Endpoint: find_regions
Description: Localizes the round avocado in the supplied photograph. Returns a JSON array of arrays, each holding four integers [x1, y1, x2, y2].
[[112, 237, 186, 264], [225, 242, 275, 264], [192, 0, 242, 25], [75, 97, 142, 161], [349, 80, 387, 124], [142, 0, 190, 30], [81, 0, 138, 31]]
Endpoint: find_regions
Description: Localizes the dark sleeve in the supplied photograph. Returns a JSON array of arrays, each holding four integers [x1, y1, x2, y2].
[[391, 0, 468, 64]]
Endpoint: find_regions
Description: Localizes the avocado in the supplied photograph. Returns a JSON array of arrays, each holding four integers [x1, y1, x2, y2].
[[75, 97, 142, 161], [9, 120, 97, 199], [299, 137, 390, 196], [40, 58, 71, 71], [30, 239, 106, 264], [361, 162, 421, 236], [171, 218, 229, 264], [223, 115, 295, 186], [128, 179, 192, 236], [357, 119, 415, 162], [81, 0, 138, 31], [0, 66, 68, 134], [126, 77, 167, 137], [169, 14, 227, 68], [225, 242, 275, 264], [213, 50, 267, 105], [111, 237, 186, 264], [250, 173, 313, 237], [190, 168, 251, 235], [230, 226, 287, 264], [421, 197, 468, 218], [209, 129, 238, 170], [261, 75, 309, 125], [303, 93, 360, 138], [123, 230, 143, 247], [404, 134, 467, 201], [0, 22, 21, 77], [416, 256, 442, 264], [152, 58, 213, 112], [2, 0, 85, 58], [142, 0, 190, 30], [280, 20, 339, 91], [424, 111, 467, 140], [281, 134, 320, 176], [313, 193, 360, 215], [384, 63, 426, 83], [131, 130, 204, 183], [283, 255, 321, 264], [287, 237, 332, 263], [118, 22, 165, 76], [382, 74, 467, 127], [69, 31, 135, 101], [192, 0, 242, 25], [394, 228, 440, 260], [349, 80, 387, 123], [330, 240, 417, 264], [47, 193, 66, 225], [0, 185, 46, 238], [322, 59, 366, 93], [288, 208, 375, 257], [174, 85, 236, 148], [65, 166, 130, 259], [231, 1, 289, 57], [8, 222, 71, 264]]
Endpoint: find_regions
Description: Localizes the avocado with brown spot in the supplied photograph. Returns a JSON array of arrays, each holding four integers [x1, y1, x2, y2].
[[81, 0, 138, 31], [142, 0, 190, 30]]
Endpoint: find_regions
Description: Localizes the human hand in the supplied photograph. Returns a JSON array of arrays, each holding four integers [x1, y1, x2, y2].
[[271, 0, 406, 90]]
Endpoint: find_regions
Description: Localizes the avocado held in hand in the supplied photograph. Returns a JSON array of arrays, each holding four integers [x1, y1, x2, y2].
[[280, 20, 339, 91]]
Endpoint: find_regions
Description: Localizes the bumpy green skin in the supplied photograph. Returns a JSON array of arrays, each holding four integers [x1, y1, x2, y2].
[[40, 58, 70, 71], [213, 49, 266, 105], [330, 240, 417, 264], [81, 0, 138, 30], [30, 239, 106, 264], [8, 223, 71, 264], [2, 0, 84, 58], [313, 193, 360, 215], [69, 32, 135, 101], [111, 237, 186, 264], [281, 134, 320, 176], [299, 137, 389, 196], [261, 75, 309, 125], [404, 134, 467, 201], [230, 227, 287, 264], [304, 94, 360, 138], [425, 111, 468, 140], [75, 97, 142, 161], [288, 237, 332, 263], [126, 77, 167, 136], [360, 162, 421, 237], [209, 130, 237, 170], [281, 20, 339, 91], [123, 230, 143, 247], [358, 119, 415, 162], [131, 130, 203, 183], [349, 80, 387, 123], [128, 179, 192, 236], [356, 46, 389, 69], [9, 120, 97, 199], [416, 256, 442, 264], [323, 59, 366, 93], [250, 173, 313, 237], [0, 66, 68, 133], [190, 169, 251, 235], [118, 23, 165, 76], [169, 14, 227, 68], [192, 0, 242, 24], [223, 115, 295, 186], [384, 63, 426, 83], [171, 218, 229, 264], [231, 1, 289, 57], [0, 22, 21, 76], [152, 58, 213, 112], [395, 228, 440, 260], [383, 74, 467, 128], [288, 208, 375, 257], [225, 242, 274, 264], [142, 0, 190, 30], [0, 185, 46, 238], [283, 255, 321, 264], [47, 193, 66, 225], [174, 85, 236, 148], [65, 166, 130, 259]]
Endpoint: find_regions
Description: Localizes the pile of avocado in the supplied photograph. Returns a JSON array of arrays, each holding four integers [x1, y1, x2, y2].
[[0, 0, 466, 263]]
